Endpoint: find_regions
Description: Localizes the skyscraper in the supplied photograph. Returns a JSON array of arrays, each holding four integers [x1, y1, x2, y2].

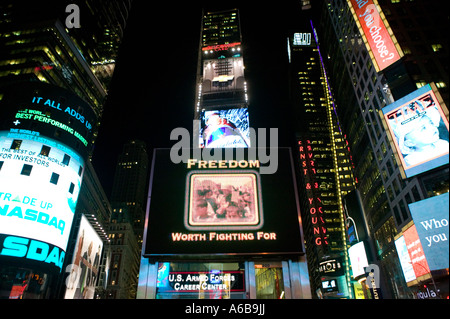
[[196, 9, 250, 149], [110, 139, 149, 242], [288, 23, 356, 298], [138, 8, 310, 300], [319, 0, 449, 298]]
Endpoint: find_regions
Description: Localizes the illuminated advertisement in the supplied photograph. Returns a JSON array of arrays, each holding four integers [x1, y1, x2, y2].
[[348, 0, 402, 71], [395, 235, 417, 283], [65, 214, 103, 299], [143, 148, 304, 257], [408, 193, 449, 272], [185, 172, 263, 231], [0, 82, 96, 273], [381, 84, 449, 178], [157, 267, 245, 294], [403, 224, 430, 279], [348, 241, 369, 278], [200, 108, 250, 148]]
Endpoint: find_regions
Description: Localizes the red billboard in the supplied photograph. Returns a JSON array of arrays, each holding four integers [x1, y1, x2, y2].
[[349, 0, 402, 71], [403, 224, 430, 279]]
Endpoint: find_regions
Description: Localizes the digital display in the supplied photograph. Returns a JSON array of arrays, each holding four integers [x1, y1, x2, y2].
[[395, 235, 417, 283], [349, 0, 402, 71], [381, 84, 449, 178], [185, 171, 263, 231], [200, 108, 250, 148], [143, 148, 305, 257], [0, 82, 96, 273], [408, 193, 449, 272], [348, 241, 369, 278], [403, 224, 430, 278], [0, 134, 83, 259]]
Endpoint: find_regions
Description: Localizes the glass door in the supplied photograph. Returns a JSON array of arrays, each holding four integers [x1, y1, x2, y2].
[[254, 262, 286, 299]]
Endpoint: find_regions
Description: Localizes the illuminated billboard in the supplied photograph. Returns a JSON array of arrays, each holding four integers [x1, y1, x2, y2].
[[381, 83, 449, 178], [199, 108, 250, 148], [143, 148, 305, 257], [65, 214, 103, 299], [185, 172, 263, 231], [0, 82, 97, 273], [408, 193, 449, 272], [348, 0, 402, 72]]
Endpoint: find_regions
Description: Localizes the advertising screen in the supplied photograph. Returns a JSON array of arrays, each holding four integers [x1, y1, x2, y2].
[[403, 224, 430, 279], [65, 214, 103, 299], [394, 235, 417, 283], [143, 148, 305, 257], [348, 0, 402, 71], [185, 172, 263, 231], [0, 134, 84, 271], [348, 241, 369, 278], [381, 84, 449, 178], [200, 108, 250, 148], [408, 193, 449, 271], [0, 82, 96, 273]]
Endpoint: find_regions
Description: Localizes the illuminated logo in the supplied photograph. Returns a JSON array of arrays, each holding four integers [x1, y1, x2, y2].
[[0, 235, 65, 270]]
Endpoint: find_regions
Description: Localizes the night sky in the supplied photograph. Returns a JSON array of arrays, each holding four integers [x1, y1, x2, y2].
[[91, 1, 319, 196]]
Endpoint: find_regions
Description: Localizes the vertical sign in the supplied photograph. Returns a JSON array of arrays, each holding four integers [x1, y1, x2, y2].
[[348, 0, 402, 71]]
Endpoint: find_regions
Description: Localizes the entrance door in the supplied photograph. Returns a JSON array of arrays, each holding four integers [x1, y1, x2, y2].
[[254, 262, 287, 299]]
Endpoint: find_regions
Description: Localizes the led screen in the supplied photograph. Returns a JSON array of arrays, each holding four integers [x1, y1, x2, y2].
[[395, 235, 417, 283], [403, 224, 430, 278], [382, 84, 449, 178], [0, 134, 84, 271], [185, 171, 263, 231], [0, 82, 96, 273], [348, 241, 369, 278], [408, 193, 449, 272], [199, 108, 250, 148], [143, 148, 305, 257]]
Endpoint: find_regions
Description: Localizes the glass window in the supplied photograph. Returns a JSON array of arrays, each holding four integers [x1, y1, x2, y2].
[[155, 262, 245, 299], [50, 172, 59, 185], [21, 164, 33, 176]]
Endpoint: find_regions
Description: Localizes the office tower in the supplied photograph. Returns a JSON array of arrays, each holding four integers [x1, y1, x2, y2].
[[319, 0, 448, 298], [288, 25, 357, 298], [0, 1, 132, 299], [195, 9, 250, 148], [138, 8, 310, 300], [102, 140, 148, 299], [110, 140, 149, 243]]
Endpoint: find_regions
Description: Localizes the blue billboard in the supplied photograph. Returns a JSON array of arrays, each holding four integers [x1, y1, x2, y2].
[[408, 193, 449, 271], [381, 83, 449, 178]]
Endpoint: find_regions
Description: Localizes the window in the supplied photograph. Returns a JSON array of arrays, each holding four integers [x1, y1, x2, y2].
[[62, 154, 71, 165], [10, 139, 22, 150], [50, 172, 59, 185], [21, 164, 33, 176], [40, 145, 51, 156], [68, 182, 75, 194]]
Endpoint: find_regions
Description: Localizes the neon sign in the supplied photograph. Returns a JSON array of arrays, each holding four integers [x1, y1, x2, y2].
[[202, 42, 241, 52], [299, 139, 328, 246]]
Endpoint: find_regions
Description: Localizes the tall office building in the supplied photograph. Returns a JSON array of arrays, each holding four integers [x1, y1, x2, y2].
[[0, 1, 132, 299], [195, 9, 250, 149], [138, 8, 310, 300], [319, 0, 449, 298], [110, 140, 149, 243], [288, 25, 357, 298]]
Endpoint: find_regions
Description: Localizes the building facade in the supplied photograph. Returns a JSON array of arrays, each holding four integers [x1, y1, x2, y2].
[[319, 0, 448, 299], [138, 8, 311, 300], [288, 24, 357, 298]]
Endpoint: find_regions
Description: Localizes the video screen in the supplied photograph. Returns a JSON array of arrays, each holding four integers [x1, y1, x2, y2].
[[382, 84, 449, 177], [199, 108, 250, 148], [185, 171, 262, 230]]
